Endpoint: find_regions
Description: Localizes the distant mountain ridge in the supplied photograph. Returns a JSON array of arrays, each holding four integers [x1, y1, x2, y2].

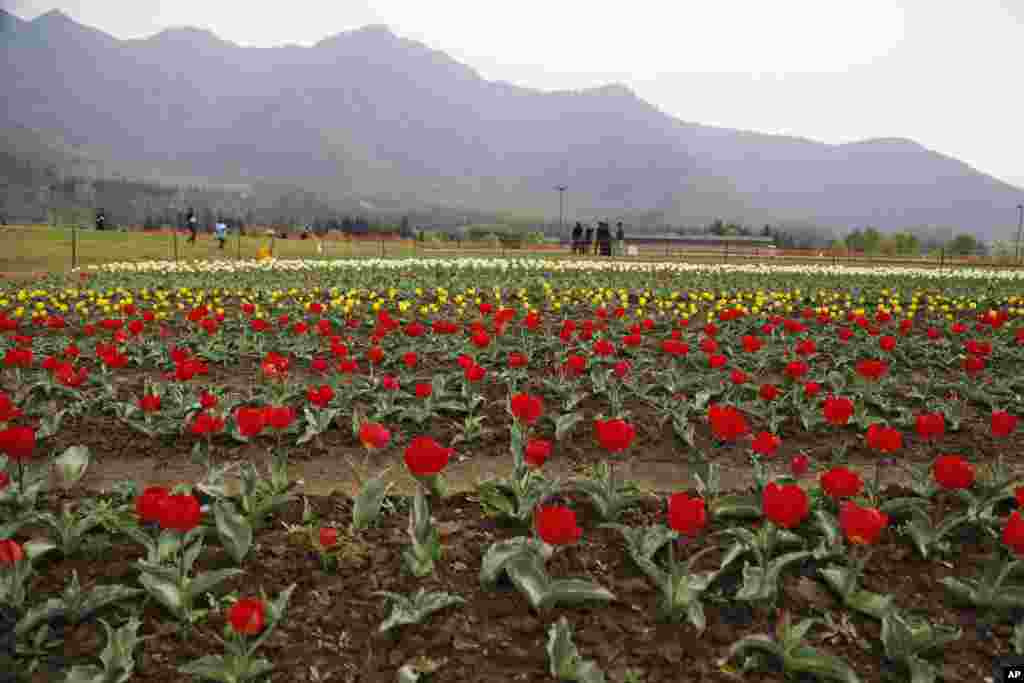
[[2, 9, 1022, 237]]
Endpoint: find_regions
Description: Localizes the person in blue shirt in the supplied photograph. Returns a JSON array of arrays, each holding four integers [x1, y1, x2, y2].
[[214, 219, 227, 249]]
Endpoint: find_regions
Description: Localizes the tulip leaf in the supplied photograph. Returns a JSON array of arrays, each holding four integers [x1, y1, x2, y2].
[[710, 494, 762, 520], [214, 500, 253, 564], [186, 568, 245, 601], [555, 412, 583, 442], [352, 471, 393, 530], [479, 537, 537, 588], [818, 567, 895, 620], [541, 579, 616, 609], [546, 617, 606, 683], [52, 445, 91, 489], [374, 589, 465, 633]]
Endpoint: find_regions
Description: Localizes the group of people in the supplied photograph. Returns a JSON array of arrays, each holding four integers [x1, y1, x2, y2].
[[184, 209, 229, 249], [571, 221, 625, 256]]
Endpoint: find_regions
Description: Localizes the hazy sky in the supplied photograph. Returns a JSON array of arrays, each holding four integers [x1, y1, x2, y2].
[[8, 0, 1024, 190]]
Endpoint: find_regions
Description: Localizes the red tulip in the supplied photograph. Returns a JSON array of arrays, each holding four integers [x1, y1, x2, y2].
[[235, 407, 266, 438], [820, 466, 863, 499], [803, 382, 821, 399], [415, 383, 433, 399], [762, 482, 809, 529], [866, 424, 902, 453], [992, 411, 1019, 438], [139, 394, 162, 413], [751, 431, 782, 457], [932, 455, 975, 490], [742, 335, 763, 353], [359, 422, 391, 450], [228, 598, 266, 636], [667, 493, 707, 536], [708, 404, 749, 442], [191, 412, 225, 436], [524, 439, 552, 468], [135, 486, 170, 524], [0, 539, 24, 565], [0, 425, 35, 462], [822, 395, 854, 426], [790, 453, 810, 477], [594, 419, 636, 453], [535, 505, 582, 546], [263, 406, 295, 431], [915, 413, 945, 441], [158, 494, 202, 532], [319, 527, 339, 549], [840, 500, 889, 545], [404, 437, 452, 476], [784, 361, 808, 380], [510, 393, 544, 426], [0, 394, 21, 423], [759, 384, 780, 401], [1003, 511, 1024, 555], [855, 359, 888, 382]]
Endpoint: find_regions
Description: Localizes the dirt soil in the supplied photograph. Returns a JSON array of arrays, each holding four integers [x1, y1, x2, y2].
[[28, 485, 1008, 683]]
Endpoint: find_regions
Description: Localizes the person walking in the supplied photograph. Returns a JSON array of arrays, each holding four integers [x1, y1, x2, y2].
[[571, 222, 583, 255], [215, 219, 227, 249], [186, 209, 198, 244]]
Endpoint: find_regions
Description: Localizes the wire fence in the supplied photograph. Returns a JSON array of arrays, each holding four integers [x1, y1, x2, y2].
[[0, 223, 1021, 274]]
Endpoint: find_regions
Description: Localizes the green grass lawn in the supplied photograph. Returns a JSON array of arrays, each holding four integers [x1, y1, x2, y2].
[[0, 225, 1012, 274]]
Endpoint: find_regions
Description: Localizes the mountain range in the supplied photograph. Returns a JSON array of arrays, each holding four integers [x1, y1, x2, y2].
[[2, 9, 1022, 238]]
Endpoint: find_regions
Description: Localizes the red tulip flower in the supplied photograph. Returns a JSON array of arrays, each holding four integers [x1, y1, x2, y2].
[[822, 395, 854, 426], [855, 359, 888, 382], [319, 527, 339, 549], [820, 466, 863, 499], [1004, 511, 1024, 555], [751, 431, 782, 458], [158, 494, 202, 533], [992, 410, 1019, 438], [191, 412, 225, 436], [228, 598, 266, 636], [910, 412, 943, 442], [510, 393, 544, 426], [931, 455, 975, 490], [762, 482, 810, 529], [866, 424, 902, 453], [759, 384, 780, 401], [594, 419, 636, 453], [235, 407, 266, 438], [790, 453, 810, 477], [415, 383, 433, 399], [708, 404, 749, 442], [839, 501, 889, 545], [667, 493, 707, 537], [404, 437, 452, 477], [0, 425, 35, 462], [135, 486, 170, 524], [359, 422, 391, 451], [524, 439, 552, 468], [0, 539, 24, 565], [535, 505, 582, 546]]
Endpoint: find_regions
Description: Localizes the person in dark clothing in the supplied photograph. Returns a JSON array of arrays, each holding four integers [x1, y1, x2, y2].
[[583, 226, 593, 255], [616, 222, 625, 242], [95, 209, 105, 231], [597, 222, 612, 256], [186, 209, 198, 244], [571, 222, 583, 254], [615, 221, 625, 256]]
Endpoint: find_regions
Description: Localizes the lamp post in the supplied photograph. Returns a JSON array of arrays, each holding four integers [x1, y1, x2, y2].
[[1017, 204, 1024, 264], [555, 185, 567, 241]]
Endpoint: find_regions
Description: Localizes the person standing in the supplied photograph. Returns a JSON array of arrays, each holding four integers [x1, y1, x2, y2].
[[616, 221, 625, 256], [95, 209, 106, 231], [215, 219, 227, 249], [186, 208, 198, 244], [584, 225, 593, 256], [597, 222, 612, 256], [571, 222, 583, 254]]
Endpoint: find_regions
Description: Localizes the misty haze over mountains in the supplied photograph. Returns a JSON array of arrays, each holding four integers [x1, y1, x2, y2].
[[2, 9, 1022, 238]]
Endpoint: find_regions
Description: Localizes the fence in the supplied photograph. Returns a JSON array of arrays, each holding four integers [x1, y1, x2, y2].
[[0, 223, 1021, 274]]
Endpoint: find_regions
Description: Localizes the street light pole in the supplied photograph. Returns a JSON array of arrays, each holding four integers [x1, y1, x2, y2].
[[556, 185, 567, 240], [1017, 204, 1024, 264]]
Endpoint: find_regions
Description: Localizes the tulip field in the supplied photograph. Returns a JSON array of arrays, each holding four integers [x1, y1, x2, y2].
[[3, 256, 1024, 682]]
